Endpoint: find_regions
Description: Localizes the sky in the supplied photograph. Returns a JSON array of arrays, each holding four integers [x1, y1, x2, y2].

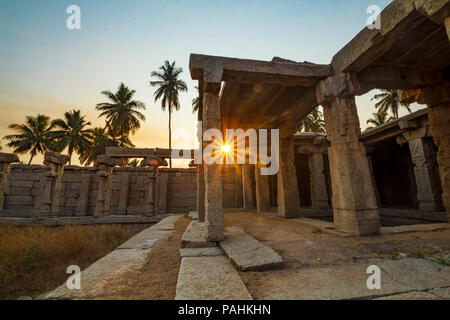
[[0, 0, 424, 166]]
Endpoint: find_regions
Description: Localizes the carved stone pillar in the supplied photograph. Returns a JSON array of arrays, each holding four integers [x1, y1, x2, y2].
[[145, 172, 156, 216], [400, 125, 444, 212], [309, 153, 330, 210], [94, 155, 115, 218], [255, 164, 271, 213], [203, 59, 224, 242], [277, 138, 301, 218], [0, 153, 19, 218], [35, 152, 70, 219], [316, 73, 380, 235], [117, 173, 130, 215]]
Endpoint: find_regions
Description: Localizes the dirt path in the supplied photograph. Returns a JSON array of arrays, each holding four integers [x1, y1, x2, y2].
[[93, 217, 191, 300]]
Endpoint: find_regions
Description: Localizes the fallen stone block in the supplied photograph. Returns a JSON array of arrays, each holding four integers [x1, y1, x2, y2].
[[179, 247, 224, 258], [220, 227, 283, 271]]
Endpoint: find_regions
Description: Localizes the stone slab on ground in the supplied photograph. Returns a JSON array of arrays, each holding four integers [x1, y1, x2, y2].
[[179, 247, 224, 258], [181, 220, 217, 248], [43, 215, 182, 300], [175, 256, 252, 300], [220, 227, 283, 271], [429, 287, 450, 299], [254, 258, 450, 300], [188, 211, 199, 220], [374, 291, 441, 300]]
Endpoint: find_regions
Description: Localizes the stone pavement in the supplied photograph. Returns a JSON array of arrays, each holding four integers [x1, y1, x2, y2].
[[42, 214, 182, 299], [250, 258, 450, 300], [181, 220, 217, 248]]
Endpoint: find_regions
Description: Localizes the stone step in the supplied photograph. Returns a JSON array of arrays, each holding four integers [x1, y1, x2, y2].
[[175, 255, 252, 300], [181, 220, 217, 248], [220, 227, 283, 271]]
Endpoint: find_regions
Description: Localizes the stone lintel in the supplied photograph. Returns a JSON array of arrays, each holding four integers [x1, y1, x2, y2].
[[44, 152, 70, 165], [316, 73, 360, 105], [399, 84, 450, 107]]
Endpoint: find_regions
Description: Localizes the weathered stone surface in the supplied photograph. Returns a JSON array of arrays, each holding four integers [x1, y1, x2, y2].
[[374, 291, 440, 300], [179, 247, 224, 258], [0, 153, 19, 164], [254, 165, 271, 212], [175, 256, 252, 300], [220, 228, 283, 271], [319, 78, 380, 235], [309, 153, 330, 210], [181, 220, 217, 248], [277, 138, 301, 218], [242, 164, 255, 209]]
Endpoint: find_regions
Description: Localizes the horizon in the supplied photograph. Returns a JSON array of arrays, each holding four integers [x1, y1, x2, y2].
[[0, 0, 424, 165]]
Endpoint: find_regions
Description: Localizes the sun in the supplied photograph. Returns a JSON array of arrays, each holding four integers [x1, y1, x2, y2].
[[221, 144, 231, 154]]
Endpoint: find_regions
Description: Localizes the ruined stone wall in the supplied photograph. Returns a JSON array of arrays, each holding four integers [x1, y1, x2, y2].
[[2, 164, 243, 218]]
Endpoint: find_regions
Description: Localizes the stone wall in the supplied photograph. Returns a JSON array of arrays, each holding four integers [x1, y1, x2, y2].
[[2, 164, 242, 218]]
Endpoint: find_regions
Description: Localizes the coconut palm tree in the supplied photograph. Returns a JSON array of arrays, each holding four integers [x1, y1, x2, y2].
[[150, 60, 188, 168], [96, 83, 146, 147], [366, 112, 393, 128], [79, 126, 134, 166], [3, 114, 56, 164], [51, 109, 92, 165], [128, 159, 139, 167], [371, 89, 411, 119], [192, 86, 199, 113], [300, 107, 325, 133]]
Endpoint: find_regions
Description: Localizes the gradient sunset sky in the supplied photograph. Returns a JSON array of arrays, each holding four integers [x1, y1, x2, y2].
[[0, 0, 423, 165]]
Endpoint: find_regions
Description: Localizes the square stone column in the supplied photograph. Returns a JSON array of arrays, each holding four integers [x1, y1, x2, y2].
[[316, 73, 380, 235], [428, 101, 450, 220], [202, 59, 224, 242], [145, 172, 156, 216], [255, 164, 271, 212], [308, 153, 330, 210], [242, 164, 255, 209], [0, 153, 19, 218], [196, 83, 206, 222], [35, 152, 70, 219], [277, 138, 301, 218], [94, 155, 115, 218], [117, 172, 130, 215], [401, 126, 444, 212]]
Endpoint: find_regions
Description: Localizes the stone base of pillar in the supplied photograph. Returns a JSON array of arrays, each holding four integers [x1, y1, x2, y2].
[[334, 208, 380, 236]]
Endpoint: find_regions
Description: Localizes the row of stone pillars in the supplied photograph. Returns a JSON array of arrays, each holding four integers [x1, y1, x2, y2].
[[0, 152, 160, 219]]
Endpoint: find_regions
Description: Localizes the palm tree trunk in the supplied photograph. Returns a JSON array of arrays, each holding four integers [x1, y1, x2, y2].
[[28, 153, 34, 165], [169, 108, 172, 168]]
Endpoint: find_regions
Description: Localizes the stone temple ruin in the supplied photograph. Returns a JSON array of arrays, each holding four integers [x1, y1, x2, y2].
[[0, 0, 449, 241]]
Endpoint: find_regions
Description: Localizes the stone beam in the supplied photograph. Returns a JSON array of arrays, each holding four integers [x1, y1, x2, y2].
[[316, 73, 380, 235], [0, 153, 19, 218], [203, 60, 225, 242]]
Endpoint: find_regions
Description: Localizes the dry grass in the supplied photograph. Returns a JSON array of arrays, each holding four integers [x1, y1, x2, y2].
[[0, 224, 149, 300]]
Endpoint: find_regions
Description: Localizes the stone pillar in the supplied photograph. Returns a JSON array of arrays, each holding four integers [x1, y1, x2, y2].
[[94, 155, 115, 218], [203, 59, 224, 242], [145, 172, 156, 216], [0, 153, 19, 218], [158, 171, 169, 215], [117, 172, 130, 215], [35, 152, 70, 219], [308, 153, 330, 210], [197, 83, 206, 222], [445, 16, 450, 41], [400, 126, 444, 212], [365, 147, 382, 207], [277, 138, 301, 218], [428, 101, 450, 220], [242, 164, 255, 209], [255, 164, 271, 213], [75, 174, 91, 216], [316, 73, 380, 235]]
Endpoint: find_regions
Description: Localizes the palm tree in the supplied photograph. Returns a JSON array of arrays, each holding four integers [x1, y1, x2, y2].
[[96, 83, 146, 147], [300, 107, 325, 133], [128, 159, 139, 167], [371, 89, 411, 119], [192, 86, 199, 113], [3, 114, 56, 164], [366, 112, 393, 128], [150, 60, 188, 168], [51, 109, 92, 165]]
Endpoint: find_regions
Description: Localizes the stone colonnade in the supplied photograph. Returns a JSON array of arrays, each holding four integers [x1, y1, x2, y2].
[[0, 153, 19, 218]]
